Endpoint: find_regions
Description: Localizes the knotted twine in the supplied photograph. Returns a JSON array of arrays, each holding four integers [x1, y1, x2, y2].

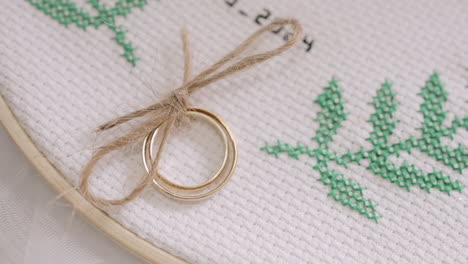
[[79, 19, 303, 207]]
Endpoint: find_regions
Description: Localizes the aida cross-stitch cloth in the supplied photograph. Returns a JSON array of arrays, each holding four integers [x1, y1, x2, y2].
[[1, 0, 468, 263]]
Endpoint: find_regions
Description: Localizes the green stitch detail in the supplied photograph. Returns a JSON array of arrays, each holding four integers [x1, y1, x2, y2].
[[417, 73, 467, 173], [28, 0, 148, 66], [261, 73, 467, 221]]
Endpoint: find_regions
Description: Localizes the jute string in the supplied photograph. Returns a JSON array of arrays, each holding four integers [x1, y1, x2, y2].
[[79, 19, 303, 207]]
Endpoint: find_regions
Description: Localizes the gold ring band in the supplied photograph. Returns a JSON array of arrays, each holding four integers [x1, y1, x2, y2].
[[142, 108, 237, 200], [143, 110, 229, 190]]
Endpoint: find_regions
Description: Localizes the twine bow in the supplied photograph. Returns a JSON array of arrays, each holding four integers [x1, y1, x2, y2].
[[79, 19, 303, 207]]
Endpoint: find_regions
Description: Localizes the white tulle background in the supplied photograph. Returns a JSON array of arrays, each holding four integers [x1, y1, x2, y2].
[[0, 126, 142, 264]]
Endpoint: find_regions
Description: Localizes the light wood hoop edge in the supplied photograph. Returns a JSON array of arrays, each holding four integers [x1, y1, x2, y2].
[[0, 94, 188, 264]]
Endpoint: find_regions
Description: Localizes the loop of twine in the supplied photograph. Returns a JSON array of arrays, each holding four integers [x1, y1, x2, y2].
[[79, 19, 303, 207]]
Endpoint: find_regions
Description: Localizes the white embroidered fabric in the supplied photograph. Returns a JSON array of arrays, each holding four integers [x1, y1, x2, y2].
[[1, 0, 467, 263]]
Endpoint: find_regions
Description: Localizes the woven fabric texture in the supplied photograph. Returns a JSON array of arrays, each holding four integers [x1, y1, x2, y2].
[[1, 0, 467, 263]]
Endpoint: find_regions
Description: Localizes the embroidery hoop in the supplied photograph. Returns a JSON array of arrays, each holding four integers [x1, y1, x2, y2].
[[0, 96, 187, 263]]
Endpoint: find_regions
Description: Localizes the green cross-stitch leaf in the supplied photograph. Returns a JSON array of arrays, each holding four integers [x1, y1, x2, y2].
[[362, 79, 462, 193], [261, 72, 467, 221], [312, 79, 379, 220], [315, 164, 380, 221], [262, 79, 379, 221], [28, 0, 149, 66], [313, 78, 347, 147], [416, 72, 468, 173], [367, 81, 398, 145]]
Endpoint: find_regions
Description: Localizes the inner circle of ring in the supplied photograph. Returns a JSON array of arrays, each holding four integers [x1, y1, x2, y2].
[[142, 108, 237, 200], [142, 109, 228, 190]]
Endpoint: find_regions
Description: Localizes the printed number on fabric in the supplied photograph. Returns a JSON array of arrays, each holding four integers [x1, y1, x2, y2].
[[28, 0, 149, 66], [224, 0, 314, 53], [261, 73, 468, 221]]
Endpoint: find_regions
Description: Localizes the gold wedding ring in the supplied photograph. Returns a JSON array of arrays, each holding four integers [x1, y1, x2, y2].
[[142, 108, 237, 200]]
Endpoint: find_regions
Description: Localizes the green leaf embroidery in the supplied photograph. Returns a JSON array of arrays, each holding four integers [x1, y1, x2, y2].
[[261, 72, 466, 221], [28, 0, 149, 66]]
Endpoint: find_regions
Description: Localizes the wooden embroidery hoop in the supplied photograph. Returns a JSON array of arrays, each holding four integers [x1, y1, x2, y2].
[[0, 95, 187, 264]]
